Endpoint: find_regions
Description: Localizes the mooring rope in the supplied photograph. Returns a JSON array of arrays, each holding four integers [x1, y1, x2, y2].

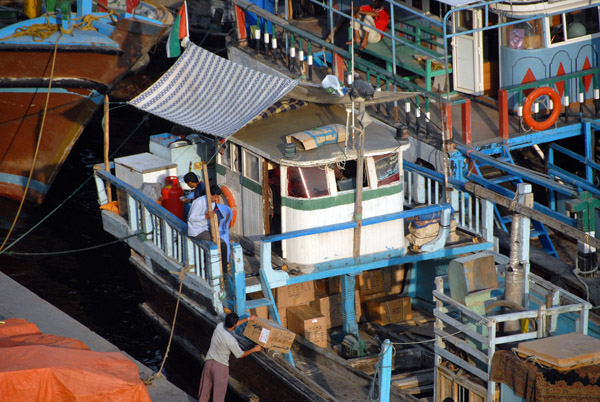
[[0, 33, 61, 254], [143, 264, 194, 385]]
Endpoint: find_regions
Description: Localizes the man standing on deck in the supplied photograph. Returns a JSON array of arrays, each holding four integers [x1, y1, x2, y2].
[[198, 313, 262, 402], [183, 172, 206, 203], [349, 0, 390, 51], [187, 184, 228, 270]]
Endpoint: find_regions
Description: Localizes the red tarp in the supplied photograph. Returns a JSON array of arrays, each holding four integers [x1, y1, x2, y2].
[[0, 318, 151, 402]]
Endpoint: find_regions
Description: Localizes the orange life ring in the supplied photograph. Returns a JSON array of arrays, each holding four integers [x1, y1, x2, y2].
[[220, 185, 237, 228], [523, 87, 561, 131]]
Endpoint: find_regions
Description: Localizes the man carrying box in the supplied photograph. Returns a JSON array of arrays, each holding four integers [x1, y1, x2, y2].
[[198, 313, 262, 402]]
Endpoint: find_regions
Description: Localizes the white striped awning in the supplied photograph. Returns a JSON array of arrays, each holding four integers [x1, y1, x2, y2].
[[129, 43, 298, 138]]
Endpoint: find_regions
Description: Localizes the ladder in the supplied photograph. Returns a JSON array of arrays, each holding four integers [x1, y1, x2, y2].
[[468, 146, 558, 258], [245, 269, 295, 366]]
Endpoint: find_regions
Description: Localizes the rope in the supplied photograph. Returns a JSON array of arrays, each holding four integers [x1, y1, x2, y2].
[[143, 264, 194, 385], [0, 113, 150, 257], [0, 33, 61, 254], [4, 232, 142, 256], [4, 11, 118, 41]]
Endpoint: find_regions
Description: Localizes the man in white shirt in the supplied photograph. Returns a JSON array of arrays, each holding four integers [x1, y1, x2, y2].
[[198, 313, 261, 402]]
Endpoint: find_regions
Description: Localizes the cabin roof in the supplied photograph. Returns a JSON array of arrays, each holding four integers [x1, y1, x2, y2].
[[229, 103, 409, 166]]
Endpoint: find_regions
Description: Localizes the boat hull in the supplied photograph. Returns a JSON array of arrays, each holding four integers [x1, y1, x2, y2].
[[0, 88, 102, 204], [0, 17, 168, 204]]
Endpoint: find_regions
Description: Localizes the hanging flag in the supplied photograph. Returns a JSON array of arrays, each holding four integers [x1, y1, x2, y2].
[[167, 1, 189, 58]]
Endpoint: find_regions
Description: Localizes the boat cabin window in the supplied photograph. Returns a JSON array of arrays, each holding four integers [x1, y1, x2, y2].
[[287, 166, 330, 199], [331, 160, 368, 191], [243, 151, 260, 183], [503, 18, 543, 49], [373, 153, 400, 186], [550, 7, 600, 45]]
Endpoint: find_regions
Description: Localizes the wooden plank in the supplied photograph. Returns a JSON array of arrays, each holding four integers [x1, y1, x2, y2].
[[465, 182, 600, 249], [403, 384, 434, 395], [392, 372, 434, 389], [391, 367, 433, 381], [347, 348, 424, 376]]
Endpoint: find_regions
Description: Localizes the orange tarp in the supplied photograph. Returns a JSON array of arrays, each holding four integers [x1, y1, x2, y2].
[[0, 318, 151, 402]]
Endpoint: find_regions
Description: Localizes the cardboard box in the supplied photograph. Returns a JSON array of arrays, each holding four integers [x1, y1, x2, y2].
[[243, 318, 296, 353], [358, 270, 385, 295], [287, 306, 328, 348], [248, 292, 269, 319], [310, 290, 361, 328], [275, 282, 315, 308], [315, 279, 327, 295], [366, 295, 412, 325], [269, 308, 287, 328]]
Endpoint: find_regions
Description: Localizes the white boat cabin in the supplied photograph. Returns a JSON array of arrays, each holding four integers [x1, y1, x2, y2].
[[216, 102, 410, 266]]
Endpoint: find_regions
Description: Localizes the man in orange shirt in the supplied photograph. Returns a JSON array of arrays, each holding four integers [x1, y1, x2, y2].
[[349, 0, 390, 51]]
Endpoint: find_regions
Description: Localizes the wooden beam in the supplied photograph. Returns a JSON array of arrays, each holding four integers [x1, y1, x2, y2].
[[347, 348, 424, 376], [465, 181, 600, 249]]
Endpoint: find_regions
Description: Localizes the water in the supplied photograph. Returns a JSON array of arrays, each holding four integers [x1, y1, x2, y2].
[[0, 105, 203, 397]]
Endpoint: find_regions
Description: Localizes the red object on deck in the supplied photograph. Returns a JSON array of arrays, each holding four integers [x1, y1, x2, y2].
[[0, 318, 151, 402], [161, 176, 184, 220]]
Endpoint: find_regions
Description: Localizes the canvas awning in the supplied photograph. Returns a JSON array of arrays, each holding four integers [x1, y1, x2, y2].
[[129, 43, 419, 137], [129, 43, 298, 138]]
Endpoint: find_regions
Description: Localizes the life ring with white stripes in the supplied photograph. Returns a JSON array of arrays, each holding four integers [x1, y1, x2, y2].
[[523, 87, 561, 131], [220, 185, 236, 228]]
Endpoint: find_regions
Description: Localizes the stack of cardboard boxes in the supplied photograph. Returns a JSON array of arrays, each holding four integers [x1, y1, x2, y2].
[[247, 265, 412, 350]]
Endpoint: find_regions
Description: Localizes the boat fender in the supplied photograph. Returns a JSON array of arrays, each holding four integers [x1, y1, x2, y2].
[[523, 87, 560, 131], [221, 185, 236, 228]]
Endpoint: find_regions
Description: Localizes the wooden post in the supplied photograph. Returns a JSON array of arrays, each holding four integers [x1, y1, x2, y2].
[[353, 103, 365, 259], [103, 95, 112, 203], [461, 99, 471, 145], [203, 164, 222, 271]]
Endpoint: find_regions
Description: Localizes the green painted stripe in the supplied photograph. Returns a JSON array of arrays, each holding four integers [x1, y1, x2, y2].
[[241, 176, 262, 195], [282, 183, 403, 210], [216, 164, 226, 175]]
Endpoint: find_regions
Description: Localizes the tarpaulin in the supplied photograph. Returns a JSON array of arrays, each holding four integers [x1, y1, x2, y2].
[[0, 318, 151, 402], [129, 42, 298, 138]]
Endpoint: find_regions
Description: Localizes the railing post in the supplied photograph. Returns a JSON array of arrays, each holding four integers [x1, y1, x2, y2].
[[461, 99, 471, 145], [341, 274, 359, 336], [498, 89, 509, 139], [481, 199, 494, 244], [231, 244, 246, 315], [378, 339, 392, 402]]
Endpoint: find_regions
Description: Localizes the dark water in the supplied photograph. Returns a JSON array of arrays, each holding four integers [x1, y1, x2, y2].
[[0, 105, 204, 397]]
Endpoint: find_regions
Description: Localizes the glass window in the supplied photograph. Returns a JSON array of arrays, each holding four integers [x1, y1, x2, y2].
[[550, 14, 565, 44], [565, 8, 599, 39], [374, 153, 400, 186], [287, 167, 330, 199], [503, 18, 543, 49], [244, 152, 260, 182]]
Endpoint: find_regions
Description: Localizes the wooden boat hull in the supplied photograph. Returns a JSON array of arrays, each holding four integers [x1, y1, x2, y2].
[[131, 252, 333, 402], [0, 17, 168, 204], [0, 87, 101, 203]]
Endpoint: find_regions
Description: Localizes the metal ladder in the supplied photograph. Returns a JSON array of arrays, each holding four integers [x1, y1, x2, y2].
[[468, 146, 558, 258]]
